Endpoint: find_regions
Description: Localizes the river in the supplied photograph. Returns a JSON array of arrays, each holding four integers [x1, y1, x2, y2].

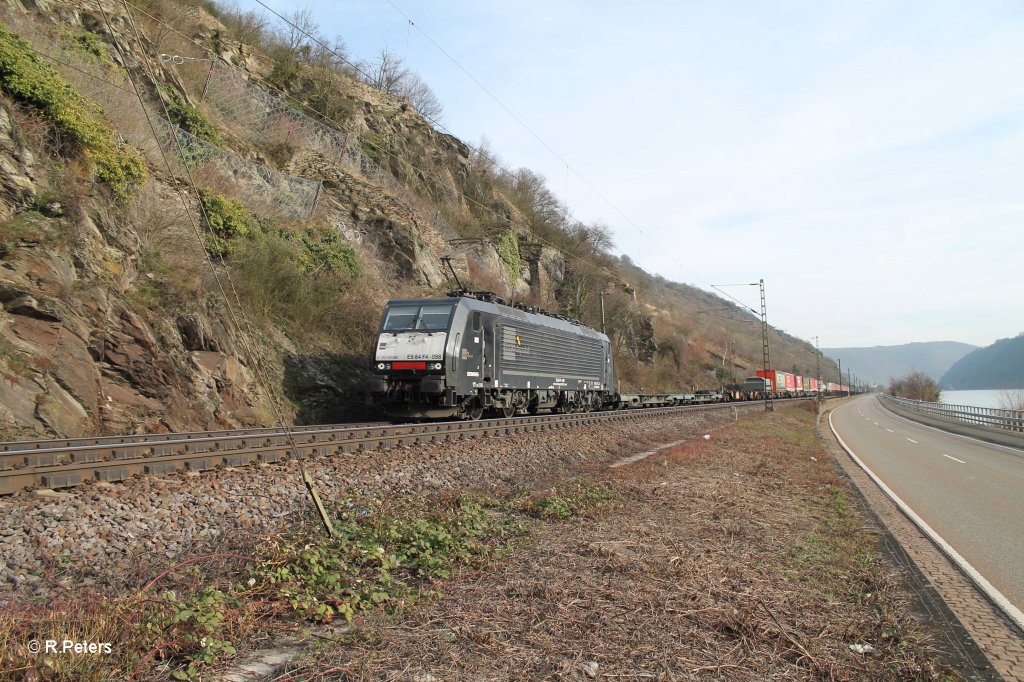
[[939, 389, 1024, 410]]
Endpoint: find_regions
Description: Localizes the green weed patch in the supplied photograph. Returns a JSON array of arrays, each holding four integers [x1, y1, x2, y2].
[[0, 26, 146, 199], [0, 494, 527, 681], [517, 480, 614, 520]]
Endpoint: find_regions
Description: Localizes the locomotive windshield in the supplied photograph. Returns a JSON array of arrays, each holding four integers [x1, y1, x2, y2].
[[382, 304, 453, 332]]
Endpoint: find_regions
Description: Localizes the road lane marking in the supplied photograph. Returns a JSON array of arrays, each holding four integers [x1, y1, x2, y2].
[[942, 453, 966, 464], [906, 438, 917, 443], [885, 428, 893, 433], [873, 422, 880, 426], [829, 404, 1024, 632], [876, 397, 1024, 455]]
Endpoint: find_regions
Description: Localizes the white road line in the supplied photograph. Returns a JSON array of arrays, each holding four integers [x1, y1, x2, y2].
[[885, 428, 893, 433], [873, 422, 880, 426], [874, 396, 1024, 457], [906, 438, 918, 444], [829, 405, 1024, 632], [942, 453, 966, 464]]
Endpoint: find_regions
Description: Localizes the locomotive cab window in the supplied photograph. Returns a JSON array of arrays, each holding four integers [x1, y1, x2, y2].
[[383, 304, 453, 331], [417, 305, 453, 330]]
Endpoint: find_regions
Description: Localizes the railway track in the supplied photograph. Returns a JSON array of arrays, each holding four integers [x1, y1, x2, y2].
[[0, 401, 784, 496], [0, 421, 389, 452]]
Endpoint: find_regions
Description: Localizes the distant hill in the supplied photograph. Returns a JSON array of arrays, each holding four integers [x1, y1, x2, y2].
[[939, 334, 1024, 389], [822, 342, 977, 386]]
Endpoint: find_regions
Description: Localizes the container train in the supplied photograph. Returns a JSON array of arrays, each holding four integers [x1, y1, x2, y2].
[[366, 290, 839, 419]]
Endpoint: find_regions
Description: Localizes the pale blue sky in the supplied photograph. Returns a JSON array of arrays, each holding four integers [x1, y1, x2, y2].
[[236, 0, 1024, 348]]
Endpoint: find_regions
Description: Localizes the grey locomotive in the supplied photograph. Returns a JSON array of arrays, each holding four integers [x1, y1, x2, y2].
[[367, 291, 618, 419]]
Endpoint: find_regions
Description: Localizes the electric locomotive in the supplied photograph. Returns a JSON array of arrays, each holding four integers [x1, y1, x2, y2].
[[367, 291, 618, 419]]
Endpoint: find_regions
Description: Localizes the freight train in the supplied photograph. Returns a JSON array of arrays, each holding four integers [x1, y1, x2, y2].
[[366, 290, 837, 419]]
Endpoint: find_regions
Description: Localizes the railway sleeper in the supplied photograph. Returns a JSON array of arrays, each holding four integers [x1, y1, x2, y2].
[[71, 451, 101, 463], [95, 468, 131, 483], [40, 472, 80, 488]]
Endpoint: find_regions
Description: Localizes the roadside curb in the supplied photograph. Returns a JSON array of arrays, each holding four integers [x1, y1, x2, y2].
[[828, 403, 1024, 635], [821, 400, 1024, 679]]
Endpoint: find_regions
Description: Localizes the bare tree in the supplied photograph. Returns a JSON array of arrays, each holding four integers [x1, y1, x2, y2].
[[281, 8, 318, 54], [363, 48, 407, 94], [359, 50, 444, 121], [401, 72, 443, 120], [219, 2, 270, 45], [510, 168, 563, 229], [888, 370, 940, 402]]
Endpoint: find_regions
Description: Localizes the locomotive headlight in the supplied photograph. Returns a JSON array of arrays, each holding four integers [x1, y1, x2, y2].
[[377, 362, 386, 370], [431, 362, 443, 370]]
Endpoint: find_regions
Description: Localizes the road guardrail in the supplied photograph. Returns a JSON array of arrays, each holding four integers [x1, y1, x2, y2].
[[879, 394, 1024, 450]]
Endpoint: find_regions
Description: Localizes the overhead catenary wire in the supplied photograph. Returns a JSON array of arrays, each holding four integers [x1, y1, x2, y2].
[[120, 0, 686, 294], [376, 0, 711, 287], [121, 0, 631, 286]]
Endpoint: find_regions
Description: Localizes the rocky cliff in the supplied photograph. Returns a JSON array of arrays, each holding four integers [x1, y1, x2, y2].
[[0, 0, 827, 439]]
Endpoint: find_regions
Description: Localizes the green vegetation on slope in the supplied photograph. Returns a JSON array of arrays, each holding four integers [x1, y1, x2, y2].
[[0, 25, 147, 199]]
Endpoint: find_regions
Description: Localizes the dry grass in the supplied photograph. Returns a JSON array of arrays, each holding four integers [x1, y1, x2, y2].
[[279, 407, 958, 681]]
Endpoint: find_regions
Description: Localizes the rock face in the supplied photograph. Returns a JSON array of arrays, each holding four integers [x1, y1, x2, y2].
[[0, 0, 567, 439], [0, 105, 34, 222], [521, 241, 565, 306], [0, 175, 275, 437]]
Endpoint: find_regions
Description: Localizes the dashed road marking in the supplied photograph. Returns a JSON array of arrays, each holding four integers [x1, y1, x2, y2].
[[906, 438, 918, 444], [886, 428, 894, 433], [942, 453, 966, 464]]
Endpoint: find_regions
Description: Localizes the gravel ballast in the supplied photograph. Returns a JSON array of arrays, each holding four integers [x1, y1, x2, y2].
[[1, 408, 744, 596]]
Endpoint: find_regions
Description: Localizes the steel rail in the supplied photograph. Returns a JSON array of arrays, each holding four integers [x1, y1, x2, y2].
[[0, 421, 388, 453], [0, 400, 794, 496]]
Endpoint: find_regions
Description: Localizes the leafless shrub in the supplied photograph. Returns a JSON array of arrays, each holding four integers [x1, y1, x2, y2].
[[997, 388, 1024, 411], [888, 370, 940, 402], [218, 1, 270, 45], [359, 48, 444, 121]]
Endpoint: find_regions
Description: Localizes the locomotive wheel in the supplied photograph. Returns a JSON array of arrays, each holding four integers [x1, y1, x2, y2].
[[500, 405, 516, 418], [466, 403, 484, 420]]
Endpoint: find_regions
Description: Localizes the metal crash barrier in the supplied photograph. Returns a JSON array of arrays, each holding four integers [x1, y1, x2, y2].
[[879, 394, 1024, 450]]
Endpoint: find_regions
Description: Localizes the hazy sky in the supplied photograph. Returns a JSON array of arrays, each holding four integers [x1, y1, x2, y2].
[[235, 0, 1024, 348]]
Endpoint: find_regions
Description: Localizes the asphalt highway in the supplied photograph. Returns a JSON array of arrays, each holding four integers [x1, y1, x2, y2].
[[831, 396, 1024, 613]]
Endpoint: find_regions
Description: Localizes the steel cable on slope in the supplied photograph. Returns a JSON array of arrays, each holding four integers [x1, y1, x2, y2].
[[376, 0, 711, 287], [132, 0, 630, 284], [94, 0, 335, 534], [26, 0, 623, 294]]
